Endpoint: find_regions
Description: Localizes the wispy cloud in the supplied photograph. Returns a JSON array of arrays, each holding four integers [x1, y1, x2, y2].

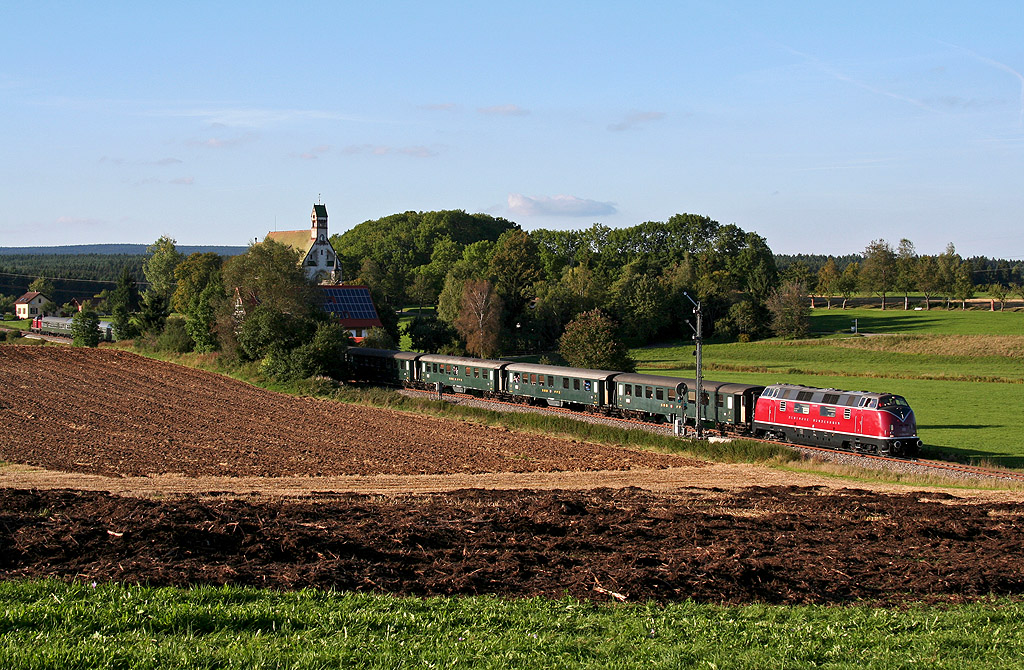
[[507, 193, 617, 217], [155, 107, 356, 129], [55, 216, 104, 227], [608, 111, 665, 131], [299, 145, 332, 160], [478, 104, 529, 116], [339, 144, 440, 158], [185, 133, 258, 149], [779, 44, 936, 112], [169, 177, 194, 185], [943, 42, 1024, 127]]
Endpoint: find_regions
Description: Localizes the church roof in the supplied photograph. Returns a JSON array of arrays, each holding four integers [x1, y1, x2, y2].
[[265, 230, 315, 257], [313, 204, 328, 218]]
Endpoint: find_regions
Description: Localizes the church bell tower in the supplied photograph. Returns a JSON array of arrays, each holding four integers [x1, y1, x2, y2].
[[311, 203, 328, 241]]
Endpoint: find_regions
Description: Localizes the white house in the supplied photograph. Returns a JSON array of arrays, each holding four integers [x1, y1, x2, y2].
[[14, 291, 49, 319]]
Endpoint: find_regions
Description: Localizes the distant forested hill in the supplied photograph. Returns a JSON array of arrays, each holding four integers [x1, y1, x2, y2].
[[0, 244, 246, 305], [0, 244, 247, 256]]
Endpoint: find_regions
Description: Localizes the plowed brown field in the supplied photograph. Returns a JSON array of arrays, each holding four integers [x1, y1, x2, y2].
[[3, 345, 1024, 605]]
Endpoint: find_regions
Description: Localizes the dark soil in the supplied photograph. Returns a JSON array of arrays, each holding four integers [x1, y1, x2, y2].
[[3, 486, 1023, 606]]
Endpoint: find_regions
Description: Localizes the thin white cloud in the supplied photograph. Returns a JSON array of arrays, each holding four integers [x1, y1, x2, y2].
[[779, 44, 936, 112], [185, 133, 257, 149], [478, 104, 529, 116], [169, 177, 194, 185], [299, 145, 332, 160], [943, 42, 1024, 127], [608, 111, 665, 131], [55, 216, 104, 227], [508, 193, 617, 217], [340, 144, 439, 158], [156, 107, 356, 128]]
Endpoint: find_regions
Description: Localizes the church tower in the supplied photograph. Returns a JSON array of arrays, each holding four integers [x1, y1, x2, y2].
[[311, 203, 328, 241]]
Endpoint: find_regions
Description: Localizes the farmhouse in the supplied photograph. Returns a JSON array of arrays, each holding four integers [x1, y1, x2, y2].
[[14, 291, 49, 319]]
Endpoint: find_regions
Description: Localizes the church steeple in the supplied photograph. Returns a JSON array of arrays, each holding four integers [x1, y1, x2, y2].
[[311, 203, 328, 241]]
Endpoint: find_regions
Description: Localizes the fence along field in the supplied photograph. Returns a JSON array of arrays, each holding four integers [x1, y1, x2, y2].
[[633, 307, 1024, 466]]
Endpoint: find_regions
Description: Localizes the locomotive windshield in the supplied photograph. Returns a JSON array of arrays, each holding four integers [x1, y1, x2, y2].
[[879, 395, 909, 408]]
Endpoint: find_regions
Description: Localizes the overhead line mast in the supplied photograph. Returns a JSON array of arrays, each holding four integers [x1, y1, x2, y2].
[[684, 292, 704, 440]]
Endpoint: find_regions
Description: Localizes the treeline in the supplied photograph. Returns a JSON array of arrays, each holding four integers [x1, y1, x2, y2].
[[777, 252, 1024, 290], [333, 211, 779, 361]]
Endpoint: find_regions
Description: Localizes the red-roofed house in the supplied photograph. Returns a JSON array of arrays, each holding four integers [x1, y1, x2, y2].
[[14, 291, 50, 319], [265, 203, 339, 283]]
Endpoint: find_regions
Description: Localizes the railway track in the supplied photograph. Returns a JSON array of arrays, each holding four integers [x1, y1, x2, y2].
[[405, 386, 1024, 484]]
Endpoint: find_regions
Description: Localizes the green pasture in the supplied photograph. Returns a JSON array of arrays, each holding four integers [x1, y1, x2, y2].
[[3, 581, 1023, 670], [634, 307, 1024, 465], [811, 306, 1023, 336]]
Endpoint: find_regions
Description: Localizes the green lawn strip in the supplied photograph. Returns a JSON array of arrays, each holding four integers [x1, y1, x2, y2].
[[810, 306, 1024, 336], [2, 581, 1022, 670], [634, 338, 1024, 383]]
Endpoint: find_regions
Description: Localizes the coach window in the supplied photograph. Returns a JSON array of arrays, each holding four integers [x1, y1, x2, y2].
[[688, 390, 696, 403], [667, 388, 675, 401], [530, 374, 537, 384], [538, 375, 545, 386], [645, 386, 653, 399], [635, 385, 643, 397], [624, 384, 632, 396], [563, 378, 569, 389], [717, 395, 724, 407], [656, 388, 664, 401], [474, 368, 479, 378], [574, 379, 580, 391], [547, 376, 554, 387]]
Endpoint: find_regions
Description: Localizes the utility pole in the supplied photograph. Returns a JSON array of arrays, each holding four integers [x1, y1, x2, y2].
[[684, 293, 704, 440]]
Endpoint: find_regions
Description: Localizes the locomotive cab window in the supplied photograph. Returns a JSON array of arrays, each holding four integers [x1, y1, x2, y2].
[[820, 406, 836, 418]]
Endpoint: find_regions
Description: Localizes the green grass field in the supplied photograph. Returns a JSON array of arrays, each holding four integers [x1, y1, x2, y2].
[[4, 582, 1023, 670], [634, 307, 1024, 465]]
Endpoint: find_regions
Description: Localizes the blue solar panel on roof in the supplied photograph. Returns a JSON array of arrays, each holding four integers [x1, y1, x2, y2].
[[318, 286, 380, 319]]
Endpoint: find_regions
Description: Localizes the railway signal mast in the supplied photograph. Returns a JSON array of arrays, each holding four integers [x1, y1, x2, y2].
[[684, 293, 704, 440]]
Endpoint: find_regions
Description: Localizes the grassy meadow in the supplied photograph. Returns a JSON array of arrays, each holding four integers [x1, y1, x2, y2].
[[634, 306, 1024, 465], [4, 581, 1024, 670]]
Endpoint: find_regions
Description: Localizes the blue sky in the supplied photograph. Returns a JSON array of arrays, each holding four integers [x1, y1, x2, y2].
[[2, 1, 1022, 257]]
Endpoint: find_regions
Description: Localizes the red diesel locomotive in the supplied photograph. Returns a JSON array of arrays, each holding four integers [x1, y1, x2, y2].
[[752, 383, 921, 457]]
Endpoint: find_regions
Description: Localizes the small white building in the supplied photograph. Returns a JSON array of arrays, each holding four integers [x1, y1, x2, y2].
[[14, 291, 50, 319], [264, 203, 339, 283]]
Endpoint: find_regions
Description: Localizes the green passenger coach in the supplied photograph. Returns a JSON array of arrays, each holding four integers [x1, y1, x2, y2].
[[502, 363, 619, 408]]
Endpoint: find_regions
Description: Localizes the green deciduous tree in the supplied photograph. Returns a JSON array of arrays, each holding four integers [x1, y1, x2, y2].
[[895, 239, 917, 310], [860, 239, 897, 310], [815, 258, 840, 309], [109, 267, 141, 340], [766, 281, 810, 339], [28, 276, 55, 298], [558, 309, 635, 372], [454, 279, 503, 358], [143, 236, 184, 302], [71, 307, 101, 347]]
